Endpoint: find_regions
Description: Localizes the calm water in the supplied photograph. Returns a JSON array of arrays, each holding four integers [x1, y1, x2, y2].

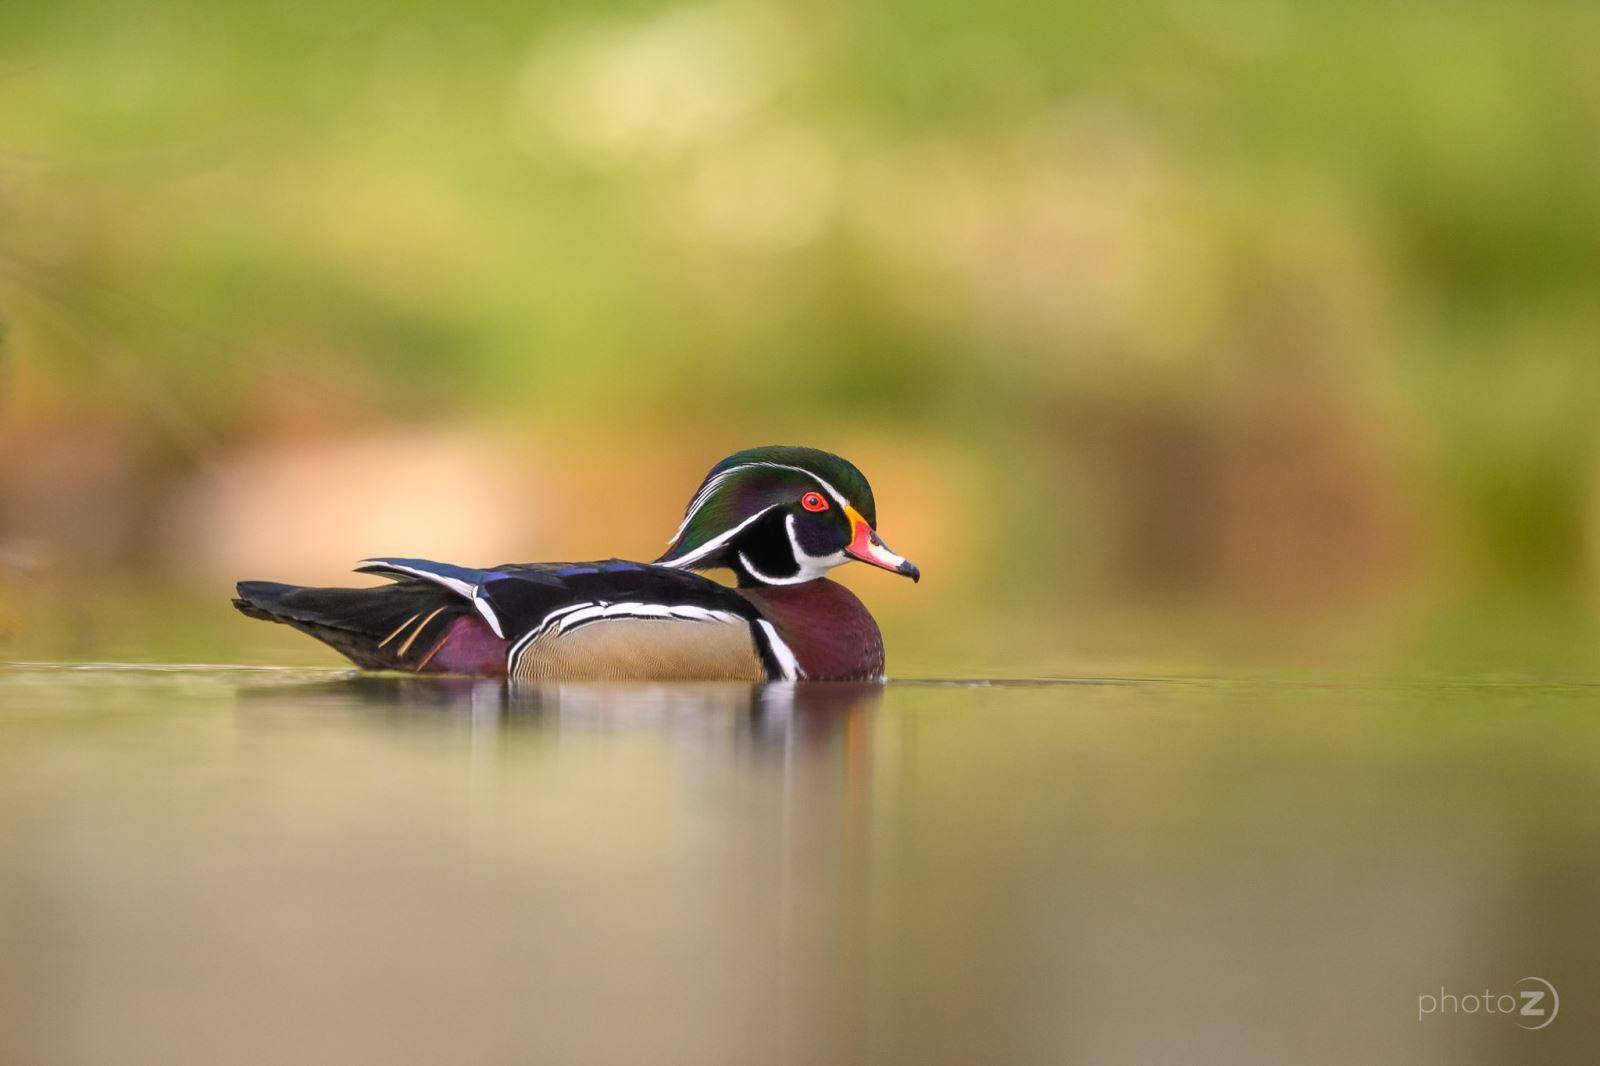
[[2, 663, 1597, 1064]]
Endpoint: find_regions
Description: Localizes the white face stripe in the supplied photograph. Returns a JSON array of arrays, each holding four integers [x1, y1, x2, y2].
[[665, 461, 857, 550], [749, 462, 852, 509], [659, 505, 779, 568], [668, 467, 742, 545], [681, 507, 854, 585]]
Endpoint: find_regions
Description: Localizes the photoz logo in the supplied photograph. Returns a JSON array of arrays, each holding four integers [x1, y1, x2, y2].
[[1417, 977, 1559, 1030]]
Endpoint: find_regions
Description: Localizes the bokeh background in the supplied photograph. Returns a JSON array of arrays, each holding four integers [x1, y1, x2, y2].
[[2, 0, 1598, 676]]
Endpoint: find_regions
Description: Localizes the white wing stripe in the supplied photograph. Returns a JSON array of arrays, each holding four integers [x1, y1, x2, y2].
[[358, 559, 505, 638], [509, 601, 598, 659], [557, 602, 744, 633], [505, 601, 750, 674], [471, 596, 506, 639], [359, 560, 473, 598]]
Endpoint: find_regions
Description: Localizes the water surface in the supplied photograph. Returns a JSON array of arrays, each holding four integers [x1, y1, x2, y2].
[[2, 664, 1597, 1063]]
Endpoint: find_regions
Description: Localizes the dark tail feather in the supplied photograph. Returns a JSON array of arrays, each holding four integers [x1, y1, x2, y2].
[[233, 579, 466, 671]]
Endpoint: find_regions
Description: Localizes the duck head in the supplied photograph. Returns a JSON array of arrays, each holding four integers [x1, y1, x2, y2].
[[656, 446, 920, 588]]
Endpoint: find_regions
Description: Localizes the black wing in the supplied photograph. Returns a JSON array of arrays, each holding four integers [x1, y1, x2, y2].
[[352, 557, 794, 679], [476, 560, 761, 635]]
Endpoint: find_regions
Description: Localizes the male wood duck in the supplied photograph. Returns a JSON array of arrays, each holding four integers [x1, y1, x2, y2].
[[232, 446, 918, 682]]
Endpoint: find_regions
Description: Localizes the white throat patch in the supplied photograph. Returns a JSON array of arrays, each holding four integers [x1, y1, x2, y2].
[[736, 513, 847, 585]]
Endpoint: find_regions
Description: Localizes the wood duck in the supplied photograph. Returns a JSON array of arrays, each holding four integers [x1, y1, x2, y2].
[[232, 446, 919, 682]]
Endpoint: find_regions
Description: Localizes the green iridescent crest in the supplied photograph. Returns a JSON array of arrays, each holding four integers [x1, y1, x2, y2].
[[658, 446, 876, 568]]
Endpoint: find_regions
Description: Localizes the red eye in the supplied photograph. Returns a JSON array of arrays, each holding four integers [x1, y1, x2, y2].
[[801, 491, 828, 512]]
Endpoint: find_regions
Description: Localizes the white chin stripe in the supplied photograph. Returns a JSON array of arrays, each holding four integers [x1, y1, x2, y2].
[[737, 552, 801, 586], [787, 515, 848, 579], [734, 514, 848, 585]]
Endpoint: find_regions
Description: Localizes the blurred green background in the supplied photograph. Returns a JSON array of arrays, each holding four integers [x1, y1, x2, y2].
[[2, 0, 1598, 676]]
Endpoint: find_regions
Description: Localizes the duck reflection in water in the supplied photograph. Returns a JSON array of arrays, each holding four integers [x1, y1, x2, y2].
[[231, 673, 888, 1062], [245, 673, 884, 752]]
